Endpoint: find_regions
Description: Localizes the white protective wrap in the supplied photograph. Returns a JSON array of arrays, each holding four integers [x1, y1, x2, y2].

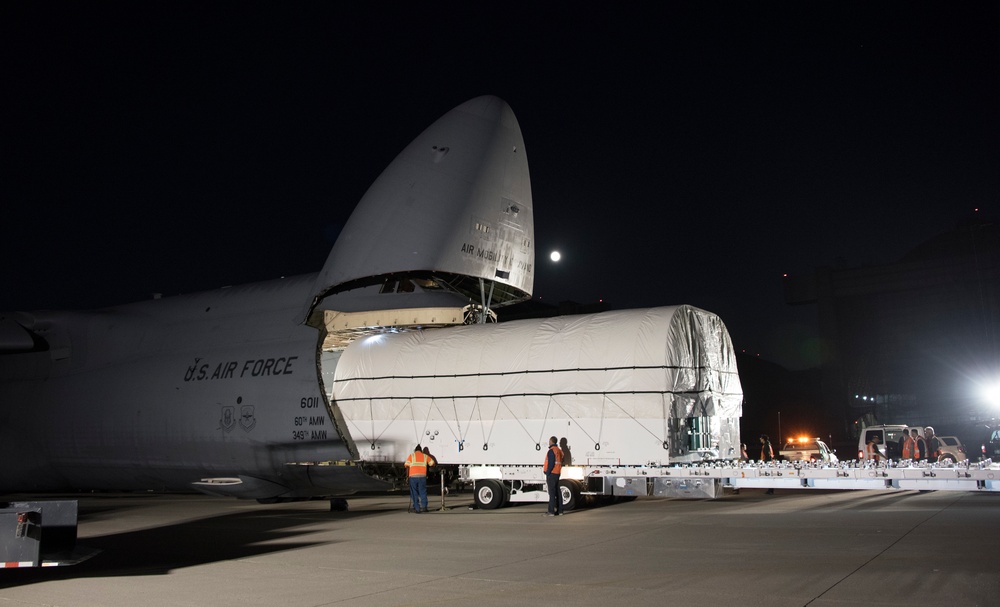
[[333, 306, 742, 466]]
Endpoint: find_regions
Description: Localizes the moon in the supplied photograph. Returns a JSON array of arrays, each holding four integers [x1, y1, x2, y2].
[[550, 251, 561, 262]]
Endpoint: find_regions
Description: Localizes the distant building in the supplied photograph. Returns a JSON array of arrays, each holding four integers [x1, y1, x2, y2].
[[785, 218, 1000, 436]]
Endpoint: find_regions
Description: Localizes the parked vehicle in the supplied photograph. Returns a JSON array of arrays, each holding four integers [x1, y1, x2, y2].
[[934, 435, 967, 462], [779, 437, 838, 464], [857, 425, 921, 460], [980, 427, 1000, 462]]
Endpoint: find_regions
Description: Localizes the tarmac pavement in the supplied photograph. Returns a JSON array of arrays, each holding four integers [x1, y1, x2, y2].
[[0, 488, 997, 607]]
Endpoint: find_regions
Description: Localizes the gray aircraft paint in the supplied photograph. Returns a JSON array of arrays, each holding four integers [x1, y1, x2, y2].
[[0, 96, 533, 500]]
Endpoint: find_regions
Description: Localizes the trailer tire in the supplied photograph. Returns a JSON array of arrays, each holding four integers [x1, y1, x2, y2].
[[474, 480, 505, 510], [558, 479, 582, 511]]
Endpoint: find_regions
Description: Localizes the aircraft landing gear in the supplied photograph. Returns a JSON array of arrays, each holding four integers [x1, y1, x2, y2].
[[329, 498, 349, 512]]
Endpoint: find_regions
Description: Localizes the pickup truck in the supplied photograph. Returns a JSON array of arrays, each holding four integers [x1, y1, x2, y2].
[[779, 437, 838, 463]]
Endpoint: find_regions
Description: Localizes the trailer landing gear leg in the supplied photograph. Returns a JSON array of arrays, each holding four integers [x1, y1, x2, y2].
[[330, 498, 349, 512]]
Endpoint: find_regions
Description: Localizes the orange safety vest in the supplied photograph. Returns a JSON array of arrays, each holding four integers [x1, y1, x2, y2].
[[865, 443, 882, 462], [405, 451, 432, 477], [544, 445, 563, 474], [904, 437, 925, 459]]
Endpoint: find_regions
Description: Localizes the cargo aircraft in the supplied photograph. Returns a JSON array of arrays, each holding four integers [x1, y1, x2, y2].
[[0, 96, 535, 503]]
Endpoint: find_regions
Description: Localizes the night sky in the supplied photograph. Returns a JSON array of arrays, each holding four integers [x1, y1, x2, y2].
[[4, 3, 997, 370]]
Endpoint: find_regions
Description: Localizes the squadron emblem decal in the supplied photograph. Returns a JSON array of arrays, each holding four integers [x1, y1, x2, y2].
[[219, 405, 235, 432], [239, 405, 256, 432], [220, 396, 254, 433]]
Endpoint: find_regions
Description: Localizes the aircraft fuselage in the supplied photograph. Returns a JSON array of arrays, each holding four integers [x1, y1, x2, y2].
[[0, 275, 366, 499]]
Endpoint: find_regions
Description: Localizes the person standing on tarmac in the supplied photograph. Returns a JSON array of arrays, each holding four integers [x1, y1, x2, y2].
[[912, 429, 926, 460], [422, 446, 438, 484], [896, 428, 909, 460], [865, 434, 885, 462], [559, 437, 573, 466], [759, 435, 774, 462], [925, 426, 941, 461], [902, 430, 915, 459], [760, 434, 775, 494], [544, 436, 564, 516], [404, 444, 435, 513]]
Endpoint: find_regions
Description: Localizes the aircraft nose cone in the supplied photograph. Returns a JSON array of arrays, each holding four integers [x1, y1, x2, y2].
[[307, 95, 534, 315]]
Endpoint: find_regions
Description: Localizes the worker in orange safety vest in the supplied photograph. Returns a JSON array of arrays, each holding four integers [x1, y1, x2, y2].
[[405, 444, 435, 513], [543, 436, 564, 516], [865, 434, 885, 462], [902, 429, 926, 460]]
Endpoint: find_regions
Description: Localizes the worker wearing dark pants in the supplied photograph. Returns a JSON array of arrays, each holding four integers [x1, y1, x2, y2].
[[404, 444, 434, 513], [544, 435, 564, 516], [760, 434, 775, 494]]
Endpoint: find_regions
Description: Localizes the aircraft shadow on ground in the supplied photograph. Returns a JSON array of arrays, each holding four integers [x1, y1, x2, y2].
[[0, 501, 394, 588]]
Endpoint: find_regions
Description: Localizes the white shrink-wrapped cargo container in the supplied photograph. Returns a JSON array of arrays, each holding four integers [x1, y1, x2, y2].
[[332, 305, 742, 467]]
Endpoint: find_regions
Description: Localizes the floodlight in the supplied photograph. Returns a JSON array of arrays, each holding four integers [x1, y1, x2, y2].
[[980, 379, 1000, 409]]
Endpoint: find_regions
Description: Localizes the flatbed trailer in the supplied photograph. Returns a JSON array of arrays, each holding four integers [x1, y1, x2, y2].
[[458, 458, 1000, 510]]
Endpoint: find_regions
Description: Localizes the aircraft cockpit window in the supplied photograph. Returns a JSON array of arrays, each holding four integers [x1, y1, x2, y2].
[[379, 278, 415, 293], [412, 278, 441, 290]]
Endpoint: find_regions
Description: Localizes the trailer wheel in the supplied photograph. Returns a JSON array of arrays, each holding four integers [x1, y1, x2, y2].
[[474, 480, 505, 510], [558, 479, 581, 511]]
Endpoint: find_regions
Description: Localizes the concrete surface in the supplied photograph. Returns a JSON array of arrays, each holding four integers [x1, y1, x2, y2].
[[0, 488, 997, 606]]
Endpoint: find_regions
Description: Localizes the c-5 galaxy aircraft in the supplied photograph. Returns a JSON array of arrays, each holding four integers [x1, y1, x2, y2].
[[0, 96, 534, 502]]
